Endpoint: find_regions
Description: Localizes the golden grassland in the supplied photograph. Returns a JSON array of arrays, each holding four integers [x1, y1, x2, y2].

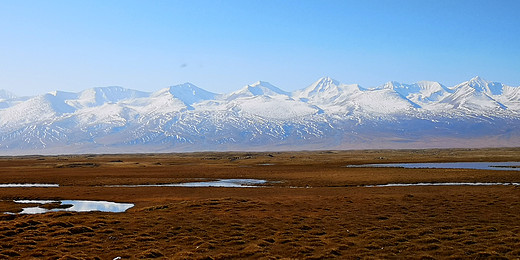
[[1, 148, 520, 259]]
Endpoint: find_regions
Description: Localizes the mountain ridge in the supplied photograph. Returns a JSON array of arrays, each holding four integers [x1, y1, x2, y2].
[[0, 76, 518, 154]]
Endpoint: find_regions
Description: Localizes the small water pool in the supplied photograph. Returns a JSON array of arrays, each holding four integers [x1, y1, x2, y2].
[[347, 162, 520, 171], [0, 183, 59, 188], [106, 179, 268, 188], [365, 182, 520, 187], [9, 200, 134, 214]]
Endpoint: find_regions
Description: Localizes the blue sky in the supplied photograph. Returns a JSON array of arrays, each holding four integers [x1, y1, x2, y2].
[[1, 0, 519, 96]]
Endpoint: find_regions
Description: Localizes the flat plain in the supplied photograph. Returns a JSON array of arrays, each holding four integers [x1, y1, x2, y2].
[[1, 148, 520, 259]]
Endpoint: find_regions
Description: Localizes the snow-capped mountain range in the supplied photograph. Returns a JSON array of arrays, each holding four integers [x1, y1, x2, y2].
[[0, 76, 519, 154]]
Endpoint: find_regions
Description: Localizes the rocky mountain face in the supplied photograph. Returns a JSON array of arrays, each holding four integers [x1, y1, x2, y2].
[[0, 76, 519, 154]]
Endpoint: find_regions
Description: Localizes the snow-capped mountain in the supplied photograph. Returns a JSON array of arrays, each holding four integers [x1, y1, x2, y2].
[[70, 86, 149, 109], [380, 81, 450, 108], [0, 76, 519, 154], [0, 89, 17, 100], [166, 83, 217, 106], [225, 81, 290, 100], [0, 90, 29, 109]]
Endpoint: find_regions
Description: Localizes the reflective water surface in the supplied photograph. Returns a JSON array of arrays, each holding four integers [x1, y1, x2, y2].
[[12, 200, 134, 214], [0, 183, 59, 188], [347, 162, 520, 171], [365, 182, 520, 187], [107, 179, 268, 188]]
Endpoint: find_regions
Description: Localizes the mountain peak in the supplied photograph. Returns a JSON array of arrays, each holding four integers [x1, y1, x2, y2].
[[0, 89, 17, 100], [464, 76, 500, 94], [382, 81, 402, 89], [315, 77, 340, 86], [295, 77, 352, 103], [247, 81, 289, 96], [468, 76, 488, 85], [226, 81, 289, 99], [248, 81, 280, 90], [167, 83, 217, 105], [0, 77, 519, 154], [74, 86, 149, 108], [305, 77, 340, 93], [48, 90, 78, 99], [91, 86, 125, 91], [250, 80, 272, 87], [170, 82, 197, 89]]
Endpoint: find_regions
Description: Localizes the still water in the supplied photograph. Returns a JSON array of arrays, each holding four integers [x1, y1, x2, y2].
[[106, 179, 268, 188], [0, 183, 59, 188], [365, 182, 520, 187], [347, 162, 520, 171], [11, 200, 134, 214]]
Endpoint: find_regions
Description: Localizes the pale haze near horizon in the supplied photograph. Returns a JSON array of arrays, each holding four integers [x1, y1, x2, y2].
[[1, 0, 519, 96]]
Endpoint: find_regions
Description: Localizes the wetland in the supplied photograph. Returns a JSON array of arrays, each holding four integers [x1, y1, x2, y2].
[[0, 147, 519, 259]]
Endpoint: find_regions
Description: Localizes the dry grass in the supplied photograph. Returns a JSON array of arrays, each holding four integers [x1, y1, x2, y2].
[[0, 148, 519, 259]]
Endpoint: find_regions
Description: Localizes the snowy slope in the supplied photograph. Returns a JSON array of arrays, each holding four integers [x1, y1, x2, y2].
[[0, 93, 73, 128], [381, 81, 451, 109], [216, 81, 320, 119], [295, 77, 361, 104], [228, 95, 319, 119], [225, 81, 290, 100], [0, 90, 31, 109], [295, 77, 419, 114], [167, 83, 218, 105], [67, 86, 149, 109], [439, 77, 508, 112], [500, 85, 520, 109], [451, 76, 520, 110]]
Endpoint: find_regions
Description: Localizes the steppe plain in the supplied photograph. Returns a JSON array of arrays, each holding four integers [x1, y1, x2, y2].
[[1, 148, 520, 259]]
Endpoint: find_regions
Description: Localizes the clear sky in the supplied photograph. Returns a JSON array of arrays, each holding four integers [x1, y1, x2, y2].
[[1, 0, 519, 96]]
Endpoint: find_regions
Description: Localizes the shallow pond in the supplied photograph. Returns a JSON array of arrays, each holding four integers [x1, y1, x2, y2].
[[347, 162, 520, 171], [365, 182, 520, 187], [0, 183, 59, 188], [10, 200, 134, 214], [107, 179, 268, 188]]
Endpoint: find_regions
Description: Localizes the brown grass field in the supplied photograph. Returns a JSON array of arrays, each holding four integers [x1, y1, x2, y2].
[[1, 148, 520, 259]]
